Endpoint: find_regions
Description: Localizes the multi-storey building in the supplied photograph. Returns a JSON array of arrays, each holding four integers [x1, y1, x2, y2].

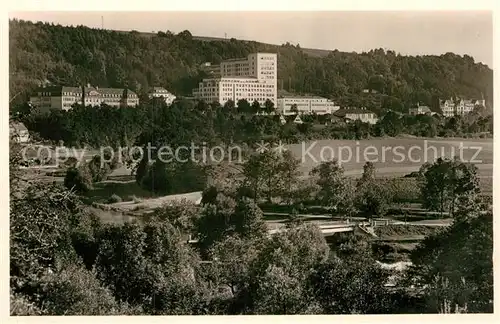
[[149, 86, 176, 105], [29, 85, 139, 113], [193, 53, 277, 106], [333, 107, 378, 124], [277, 96, 340, 115], [440, 98, 486, 117]]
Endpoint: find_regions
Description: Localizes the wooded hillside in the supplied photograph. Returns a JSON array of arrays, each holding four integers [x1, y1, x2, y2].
[[9, 19, 493, 112]]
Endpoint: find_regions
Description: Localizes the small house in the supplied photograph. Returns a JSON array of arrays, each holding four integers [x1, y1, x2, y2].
[[333, 107, 378, 124]]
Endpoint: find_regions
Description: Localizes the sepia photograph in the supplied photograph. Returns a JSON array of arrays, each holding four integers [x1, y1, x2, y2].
[[7, 5, 494, 317]]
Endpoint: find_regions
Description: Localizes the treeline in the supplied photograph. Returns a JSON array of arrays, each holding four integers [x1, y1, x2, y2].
[[19, 99, 493, 149], [10, 143, 493, 315], [10, 19, 493, 113]]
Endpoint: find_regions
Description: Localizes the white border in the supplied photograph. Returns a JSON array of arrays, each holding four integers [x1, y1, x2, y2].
[[1, 1, 498, 323]]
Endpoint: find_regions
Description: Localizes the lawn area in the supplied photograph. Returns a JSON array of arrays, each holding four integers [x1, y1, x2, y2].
[[86, 206, 140, 224], [82, 180, 156, 204], [286, 138, 493, 178]]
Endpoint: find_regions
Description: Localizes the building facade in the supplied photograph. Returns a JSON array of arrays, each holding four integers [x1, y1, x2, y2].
[[409, 104, 432, 116], [29, 85, 139, 113], [200, 62, 221, 77], [193, 53, 277, 106], [277, 96, 340, 115], [333, 108, 378, 124], [149, 87, 176, 105], [440, 98, 486, 117]]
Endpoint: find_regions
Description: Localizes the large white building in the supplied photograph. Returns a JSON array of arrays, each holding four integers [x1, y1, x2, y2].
[[277, 96, 340, 115], [29, 85, 139, 113], [149, 86, 176, 105], [440, 98, 486, 117], [193, 53, 277, 106]]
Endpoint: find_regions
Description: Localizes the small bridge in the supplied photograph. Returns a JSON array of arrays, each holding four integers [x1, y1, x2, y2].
[[268, 222, 358, 236]]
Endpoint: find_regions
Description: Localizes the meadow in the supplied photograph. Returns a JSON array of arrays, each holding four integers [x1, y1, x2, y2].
[[286, 137, 493, 179]]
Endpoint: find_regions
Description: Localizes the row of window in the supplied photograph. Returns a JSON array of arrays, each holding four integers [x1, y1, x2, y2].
[[347, 114, 375, 119]]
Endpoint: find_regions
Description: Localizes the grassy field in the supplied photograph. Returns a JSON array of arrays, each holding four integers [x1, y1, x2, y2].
[[286, 138, 493, 178], [82, 180, 155, 204]]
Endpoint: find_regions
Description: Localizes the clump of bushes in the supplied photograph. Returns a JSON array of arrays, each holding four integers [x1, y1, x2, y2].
[[108, 194, 122, 204], [64, 167, 93, 193], [384, 178, 422, 203]]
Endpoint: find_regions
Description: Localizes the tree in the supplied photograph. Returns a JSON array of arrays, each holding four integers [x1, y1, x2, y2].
[[32, 263, 137, 315], [278, 150, 301, 205], [241, 151, 281, 202], [310, 160, 353, 215], [196, 196, 266, 252], [409, 211, 493, 313], [95, 220, 205, 314], [64, 166, 93, 193], [355, 162, 390, 218], [355, 181, 390, 218], [208, 235, 261, 297], [378, 111, 403, 137], [10, 183, 83, 284], [264, 99, 275, 115], [223, 100, 235, 111], [232, 198, 268, 239], [250, 100, 260, 114], [309, 257, 392, 314], [241, 223, 329, 314], [358, 161, 375, 185], [420, 158, 480, 217], [290, 104, 299, 114], [87, 155, 112, 182], [237, 99, 251, 114]]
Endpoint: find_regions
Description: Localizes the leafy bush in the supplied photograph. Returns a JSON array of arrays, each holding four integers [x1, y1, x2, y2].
[[64, 156, 78, 168], [64, 167, 92, 193], [384, 178, 421, 203], [10, 291, 42, 315], [33, 264, 136, 315], [355, 181, 391, 218], [108, 194, 122, 203]]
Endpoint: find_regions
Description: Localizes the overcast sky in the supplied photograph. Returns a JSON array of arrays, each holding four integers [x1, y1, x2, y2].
[[10, 11, 493, 67]]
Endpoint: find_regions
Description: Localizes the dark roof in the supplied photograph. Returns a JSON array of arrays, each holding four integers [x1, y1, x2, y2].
[[284, 114, 303, 123], [278, 95, 328, 100], [33, 86, 137, 97], [151, 86, 173, 93], [333, 108, 375, 117]]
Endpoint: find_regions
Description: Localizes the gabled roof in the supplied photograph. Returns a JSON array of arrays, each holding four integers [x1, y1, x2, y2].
[[283, 114, 303, 123], [151, 86, 173, 94]]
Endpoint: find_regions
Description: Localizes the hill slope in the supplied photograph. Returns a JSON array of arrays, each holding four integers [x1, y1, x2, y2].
[[9, 19, 493, 113]]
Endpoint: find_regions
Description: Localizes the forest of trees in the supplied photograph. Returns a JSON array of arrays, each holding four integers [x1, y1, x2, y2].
[[10, 19, 493, 114], [16, 99, 493, 150], [10, 139, 493, 314], [9, 18, 494, 316]]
